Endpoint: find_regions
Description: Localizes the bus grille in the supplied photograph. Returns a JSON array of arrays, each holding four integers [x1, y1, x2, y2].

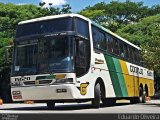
[[23, 80, 52, 85]]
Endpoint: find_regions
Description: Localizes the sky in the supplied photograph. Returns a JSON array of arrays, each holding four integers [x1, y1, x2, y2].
[[0, 0, 160, 12]]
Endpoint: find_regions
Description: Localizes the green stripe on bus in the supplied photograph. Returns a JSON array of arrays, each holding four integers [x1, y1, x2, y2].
[[105, 55, 128, 97], [112, 58, 128, 97], [105, 55, 123, 97]]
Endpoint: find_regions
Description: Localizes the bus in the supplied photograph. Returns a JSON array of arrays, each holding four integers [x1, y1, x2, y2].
[[11, 14, 154, 109]]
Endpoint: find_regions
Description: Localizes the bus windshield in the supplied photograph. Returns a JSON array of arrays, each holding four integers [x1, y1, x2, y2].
[[13, 36, 73, 76]]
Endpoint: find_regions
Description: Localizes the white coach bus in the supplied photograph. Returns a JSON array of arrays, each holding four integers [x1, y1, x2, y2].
[[11, 14, 154, 109]]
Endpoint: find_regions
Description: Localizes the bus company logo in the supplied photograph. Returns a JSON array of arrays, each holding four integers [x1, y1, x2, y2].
[[80, 83, 89, 95], [130, 65, 143, 75], [15, 76, 30, 82]]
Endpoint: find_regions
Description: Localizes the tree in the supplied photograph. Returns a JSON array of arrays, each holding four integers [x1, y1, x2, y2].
[[116, 15, 160, 46], [38, 2, 72, 15], [116, 15, 160, 90], [61, 4, 72, 14], [79, 1, 160, 32], [141, 22, 160, 90]]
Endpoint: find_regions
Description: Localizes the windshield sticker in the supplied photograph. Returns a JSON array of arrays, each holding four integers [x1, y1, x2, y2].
[[15, 66, 20, 71]]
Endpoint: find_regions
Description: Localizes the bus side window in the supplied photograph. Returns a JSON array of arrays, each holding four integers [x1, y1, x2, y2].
[[92, 26, 99, 48], [99, 32, 106, 50], [113, 39, 119, 55], [119, 42, 124, 58], [124, 44, 128, 59], [128, 47, 133, 61], [132, 48, 136, 63], [105, 34, 109, 51], [137, 50, 140, 62], [133, 48, 137, 63], [108, 37, 113, 52], [91, 26, 106, 50], [75, 18, 89, 39]]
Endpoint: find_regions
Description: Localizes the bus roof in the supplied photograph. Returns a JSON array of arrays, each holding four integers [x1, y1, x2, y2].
[[18, 14, 90, 25], [18, 13, 140, 50]]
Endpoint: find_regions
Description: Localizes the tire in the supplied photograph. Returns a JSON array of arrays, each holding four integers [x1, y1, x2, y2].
[[142, 90, 146, 103], [46, 101, 55, 110], [92, 83, 101, 108], [138, 87, 146, 103], [130, 88, 147, 104]]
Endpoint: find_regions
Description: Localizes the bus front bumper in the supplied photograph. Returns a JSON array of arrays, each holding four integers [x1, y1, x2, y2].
[[11, 84, 79, 101]]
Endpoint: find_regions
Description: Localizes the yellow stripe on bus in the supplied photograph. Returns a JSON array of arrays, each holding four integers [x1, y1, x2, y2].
[[119, 60, 154, 97], [119, 60, 135, 97]]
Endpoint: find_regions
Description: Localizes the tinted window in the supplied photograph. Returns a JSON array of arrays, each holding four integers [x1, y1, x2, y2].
[[108, 36, 114, 52], [133, 48, 140, 63], [16, 44, 37, 67], [16, 17, 73, 38], [128, 47, 135, 61], [92, 26, 106, 50], [75, 38, 90, 77], [113, 39, 119, 55], [75, 18, 89, 38], [124, 44, 128, 59], [119, 41, 125, 58], [137, 50, 140, 62]]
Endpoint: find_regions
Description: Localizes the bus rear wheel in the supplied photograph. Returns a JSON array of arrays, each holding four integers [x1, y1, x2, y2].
[[130, 87, 146, 104], [46, 101, 55, 110], [92, 83, 101, 108], [139, 87, 146, 103]]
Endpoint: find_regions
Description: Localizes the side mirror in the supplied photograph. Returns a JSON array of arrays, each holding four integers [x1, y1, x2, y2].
[[5, 47, 9, 62], [5, 45, 13, 63]]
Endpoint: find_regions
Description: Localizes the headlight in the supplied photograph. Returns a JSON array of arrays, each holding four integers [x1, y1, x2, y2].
[[56, 78, 73, 83]]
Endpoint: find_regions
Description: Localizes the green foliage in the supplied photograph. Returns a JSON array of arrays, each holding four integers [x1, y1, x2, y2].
[[116, 15, 160, 46], [0, 2, 72, 73], [39, 2, 72, 15], [79, 1, 160, 32], [61, 4, 72, 14], [116, 15, 160, 78], [141, 21, 160, 73]]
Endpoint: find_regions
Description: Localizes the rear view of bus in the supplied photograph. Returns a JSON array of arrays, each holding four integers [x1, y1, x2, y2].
[[11, 14, 154, 109]]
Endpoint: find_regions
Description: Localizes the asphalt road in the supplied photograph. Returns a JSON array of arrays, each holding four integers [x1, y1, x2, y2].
[[0, 100, 160, 114]]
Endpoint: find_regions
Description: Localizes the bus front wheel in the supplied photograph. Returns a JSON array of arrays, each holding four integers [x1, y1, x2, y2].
[[92, 83, 101, 108], [46, 101, 55, 110]]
